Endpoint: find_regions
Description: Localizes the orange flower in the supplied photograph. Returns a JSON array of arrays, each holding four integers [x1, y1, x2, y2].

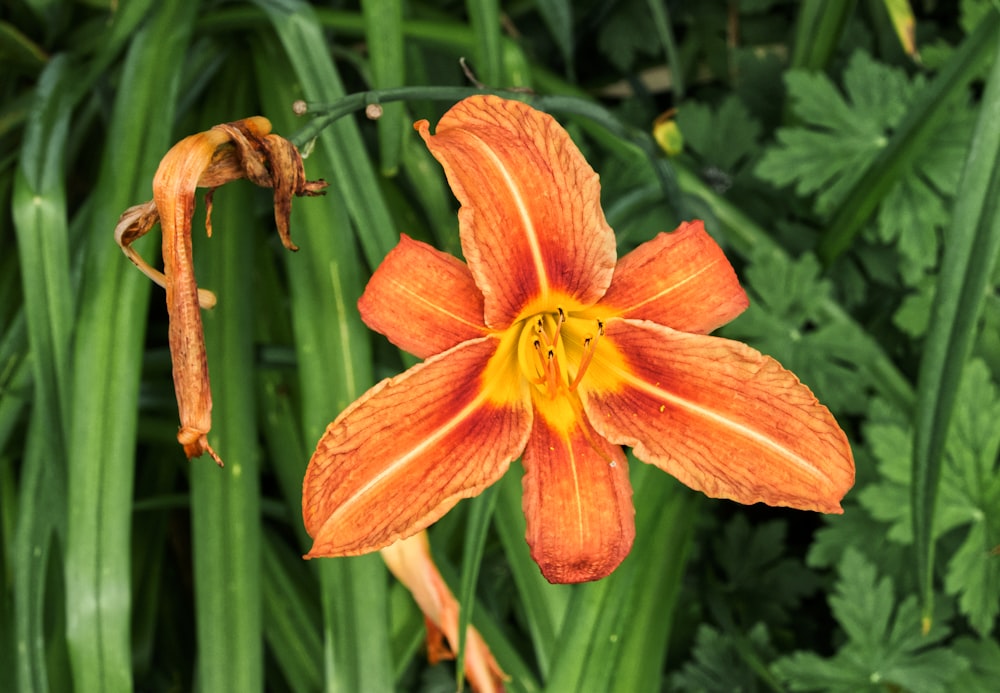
[[381, 532, 506, 693], [302, 96, 854, 583], [116, 117, 326, 464]]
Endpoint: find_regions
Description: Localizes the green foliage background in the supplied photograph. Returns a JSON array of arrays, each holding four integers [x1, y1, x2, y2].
[[2, 0, 999, 691]]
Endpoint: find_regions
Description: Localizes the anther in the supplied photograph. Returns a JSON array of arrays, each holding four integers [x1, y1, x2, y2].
[[569, 320, 604, 391]]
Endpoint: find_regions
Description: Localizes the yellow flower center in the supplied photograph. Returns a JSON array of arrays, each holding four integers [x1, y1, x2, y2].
[[515, 307, 604, 400]]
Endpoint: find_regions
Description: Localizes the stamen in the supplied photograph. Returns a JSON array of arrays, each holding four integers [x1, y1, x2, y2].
[[569, 320, 603, 391], [545, 346, 561, 396], [551, 307, 565, 348], [529, 339, 547, 385]]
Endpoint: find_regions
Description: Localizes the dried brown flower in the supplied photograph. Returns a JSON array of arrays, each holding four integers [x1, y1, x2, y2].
[[116, 117, 326, 464]]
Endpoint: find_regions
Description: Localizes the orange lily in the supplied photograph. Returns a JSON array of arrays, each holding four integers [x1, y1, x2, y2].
[[302, 95, 854, 583]]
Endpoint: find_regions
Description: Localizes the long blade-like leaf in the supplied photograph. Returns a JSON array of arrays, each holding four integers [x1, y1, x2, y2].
[[912, 26, 1000, 630], [64, 1, 199, 689]]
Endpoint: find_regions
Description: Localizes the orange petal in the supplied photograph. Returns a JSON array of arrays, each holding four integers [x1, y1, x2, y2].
[[521, 394, 635, 583], [358, 235, 488, 359], [381, 532, 507, 693], [579, 319, 854, 513], [594, 220, 748, 333], [416, 96, 616, 328], [303, 336, 532, 556]]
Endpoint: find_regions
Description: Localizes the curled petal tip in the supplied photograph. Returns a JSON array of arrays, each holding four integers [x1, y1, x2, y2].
[[178, 427, 224, 467]]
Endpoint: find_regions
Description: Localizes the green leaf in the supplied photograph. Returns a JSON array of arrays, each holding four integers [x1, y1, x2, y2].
[[952, 636, 1000, 690], [362, 0, 406, 176], [860, 360, 1000, 630], [911, 26, 1000, 628], [721, 249, 873, 414], [533, 0, 574, 70], [892, 276, 936, 338], [945, 520, 1000, 636], [756, 50, 973, 281], [262, 530, 323, 692], [595, 0, 660, 72], [671, 623, 775, 693], [773, 549, 969, 693], [806, 502, 912, 591], [252, 15, 394, 691], [789, 0, 858, 71], [710, 517, 821, 628], [676, 96, 762, 172], [816, 14, 999, 264], [454, 485, 498, 691], [190, 89, 264, 691], [63, 1, 200, 690], [466, 0, 503, 85]]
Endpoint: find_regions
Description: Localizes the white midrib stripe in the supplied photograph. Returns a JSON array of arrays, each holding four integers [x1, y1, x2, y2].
[[466, 130, 550, 298], [623, 261, 717, 314], [326, 380, 497, 527], [612, 364, 826, 481], [391, 277, 485, 331]]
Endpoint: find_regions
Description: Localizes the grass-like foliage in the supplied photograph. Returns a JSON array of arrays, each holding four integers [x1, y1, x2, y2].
[[3, 0, 999, 691]]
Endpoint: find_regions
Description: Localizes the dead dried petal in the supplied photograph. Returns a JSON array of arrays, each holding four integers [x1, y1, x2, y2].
[[115, 117, 326, 464]]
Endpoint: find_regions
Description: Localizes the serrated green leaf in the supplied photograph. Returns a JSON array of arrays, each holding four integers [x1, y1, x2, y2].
[[671, 623, 774, 693], [720, 249, 873, 414], [944, 520, 1000, 635], [595, 0, 660, 71], [756, 50, 973, 278], [860, 360, 1000, 605], [952, 636, 1000, 689], [806, 503, 912, 591], [892, 277, 935, 338], [774, 549, 969, 693], [829, 549, 895, 649], [676, 96, 762, 172], [960, 0, 996, 33], [711, 517, 820, 627]]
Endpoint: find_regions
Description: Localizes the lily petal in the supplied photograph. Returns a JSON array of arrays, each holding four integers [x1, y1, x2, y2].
[[521, 393, 634, 583], [594, 220, 748, 334], [579, 319, 854, 513], [359, 234, 488, 359], [381, 532, 507, 693], [303, 336, 533, 556], [416, 95, 616, 327]]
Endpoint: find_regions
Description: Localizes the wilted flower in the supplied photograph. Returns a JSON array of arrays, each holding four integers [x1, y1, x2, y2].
[[116, 116, 326, 464]]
